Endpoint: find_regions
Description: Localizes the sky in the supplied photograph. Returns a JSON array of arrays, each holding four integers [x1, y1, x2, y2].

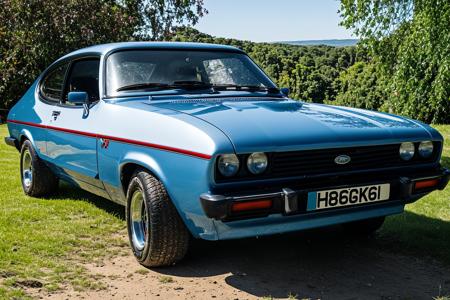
[[194, 0, 355, 42]]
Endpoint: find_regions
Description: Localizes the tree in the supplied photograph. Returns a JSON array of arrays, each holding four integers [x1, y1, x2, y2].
[[340, 0, 450, 123], [333, 61, 387, 110], [136, 0, 207, 40], [0, 0, 206, 110]]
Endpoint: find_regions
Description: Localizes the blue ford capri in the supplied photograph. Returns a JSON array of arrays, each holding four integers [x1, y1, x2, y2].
[[5, 42, 449, 267]]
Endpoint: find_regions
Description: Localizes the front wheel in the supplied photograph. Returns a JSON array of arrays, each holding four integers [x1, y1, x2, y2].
[[126, 169, 189, 267], [342, 216, 385, 236]]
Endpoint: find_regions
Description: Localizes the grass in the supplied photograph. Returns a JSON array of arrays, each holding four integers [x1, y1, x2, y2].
[[158, 275, 174, 284], [379, 124, 450, 263], [0, 124, 449, 298], [0, 125, 128, 298], [135, 268, 150, 275]]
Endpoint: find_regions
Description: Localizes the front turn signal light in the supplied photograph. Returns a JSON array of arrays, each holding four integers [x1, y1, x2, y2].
[[231, 199, 272, 212], [414, 179, 439, 190]]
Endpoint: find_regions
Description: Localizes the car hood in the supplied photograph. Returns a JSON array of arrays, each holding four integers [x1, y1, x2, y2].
[[151, 98, 440, 153]]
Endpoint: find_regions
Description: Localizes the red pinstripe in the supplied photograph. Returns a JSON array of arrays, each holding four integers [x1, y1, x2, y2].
[[7, 119, 212, 160]]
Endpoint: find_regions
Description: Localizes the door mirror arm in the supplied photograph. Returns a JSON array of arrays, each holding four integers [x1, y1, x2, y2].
[[82, 103, 90, 118]]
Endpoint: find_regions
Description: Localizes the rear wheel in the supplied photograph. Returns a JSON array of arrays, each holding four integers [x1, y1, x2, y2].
[[342, 216, 385, 236], [126, 169, 189, 267], [20, 140, 59, 197]]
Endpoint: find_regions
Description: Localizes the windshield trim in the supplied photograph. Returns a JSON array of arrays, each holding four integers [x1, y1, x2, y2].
[[102, 92, 286, 104], [102, 48, 278, 99]]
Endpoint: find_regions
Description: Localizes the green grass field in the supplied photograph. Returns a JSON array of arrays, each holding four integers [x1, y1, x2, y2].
[[0, 125, 128, 299], [0, 124, 449, 299], [381, 125, 450, 261]]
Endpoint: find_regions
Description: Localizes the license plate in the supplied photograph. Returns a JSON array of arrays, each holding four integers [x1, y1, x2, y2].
[[307, 183, 390, 211]]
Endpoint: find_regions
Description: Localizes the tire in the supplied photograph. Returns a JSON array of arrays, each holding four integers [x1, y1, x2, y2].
[[126, 169, 189, 267], [20, 139, 59, 197], [342, 216, 385, 236]]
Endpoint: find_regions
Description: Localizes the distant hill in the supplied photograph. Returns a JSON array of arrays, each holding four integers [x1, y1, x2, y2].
[[278, 39, 359, 47]]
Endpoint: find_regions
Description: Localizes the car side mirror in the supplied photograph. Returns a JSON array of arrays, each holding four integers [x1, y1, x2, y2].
[[280, 87, 290, 97], [67, 91, 89, 105], [67, 91, 90, 117]]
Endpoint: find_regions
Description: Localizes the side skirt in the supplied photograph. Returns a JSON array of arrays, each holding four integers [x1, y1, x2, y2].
[[45, 161, 112, 201]]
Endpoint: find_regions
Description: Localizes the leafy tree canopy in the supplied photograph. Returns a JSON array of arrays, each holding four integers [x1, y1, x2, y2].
[[340, 0, 449, 123], [0, 0, 206, 109], [334, 61, 387, 110]]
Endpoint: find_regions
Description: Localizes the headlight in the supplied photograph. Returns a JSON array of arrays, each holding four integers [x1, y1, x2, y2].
[[418, 141, 434, 158], [247, 152, 268, 174], [399, 142, 415, 161], [217, 154, 240, 177]]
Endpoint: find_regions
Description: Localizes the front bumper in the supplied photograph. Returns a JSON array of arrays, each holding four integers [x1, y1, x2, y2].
[[200, 168, 450, 221]]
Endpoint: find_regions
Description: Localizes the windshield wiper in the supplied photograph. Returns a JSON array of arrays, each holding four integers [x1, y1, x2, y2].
[[117, 81, 214, 92], [117, 82, 278, 94], [116, 82, 171, 92], [212, 84, 280, 93]]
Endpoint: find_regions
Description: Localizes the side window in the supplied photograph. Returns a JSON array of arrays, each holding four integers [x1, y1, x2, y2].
[[64, 59, 100, 104], [41, 64, 69, 103]]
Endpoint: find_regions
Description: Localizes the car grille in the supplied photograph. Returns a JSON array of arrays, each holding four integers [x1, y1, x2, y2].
[[215, 142, 441, 182], [272, 144, 404, 177]]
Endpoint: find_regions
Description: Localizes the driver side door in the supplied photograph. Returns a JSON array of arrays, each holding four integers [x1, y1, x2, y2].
[[45, 57, 106, 195]]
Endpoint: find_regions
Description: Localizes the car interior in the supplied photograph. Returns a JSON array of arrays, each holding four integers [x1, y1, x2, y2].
[[64, 59, 100, 104]]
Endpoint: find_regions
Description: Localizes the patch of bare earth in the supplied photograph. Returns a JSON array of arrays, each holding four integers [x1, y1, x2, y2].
[[33, 228, 450, 300]]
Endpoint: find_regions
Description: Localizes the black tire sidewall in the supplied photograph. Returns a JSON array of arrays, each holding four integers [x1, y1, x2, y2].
[[20, 140, 35, 195], [125, 169, 190, 267], [126, 174, 151, 262]]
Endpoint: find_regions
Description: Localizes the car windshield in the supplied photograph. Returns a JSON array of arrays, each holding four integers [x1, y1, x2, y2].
[[106, 50, 277, 96]]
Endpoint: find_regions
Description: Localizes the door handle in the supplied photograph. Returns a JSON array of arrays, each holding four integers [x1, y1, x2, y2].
[[52, 111, 61, 120]]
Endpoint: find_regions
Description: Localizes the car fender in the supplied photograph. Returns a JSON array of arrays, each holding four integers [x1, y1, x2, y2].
[[113, 149, 218, 240], [19, 128, 36, 147], [119, 151, 167, 186]]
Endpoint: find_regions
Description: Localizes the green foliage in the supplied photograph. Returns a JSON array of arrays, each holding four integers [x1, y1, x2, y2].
[[2, 0, 446, 123], [171, 27, 365, 104], [340, 0, 450, 123], [0, 0, 206, 110], [333, 61, 387, 110], [134, 0, 207, 40]]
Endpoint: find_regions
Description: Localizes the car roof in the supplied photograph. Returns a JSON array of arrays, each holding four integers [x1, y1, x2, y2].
[[59, 42, 245, 60]]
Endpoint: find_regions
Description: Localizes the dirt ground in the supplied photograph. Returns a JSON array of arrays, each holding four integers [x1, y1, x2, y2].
[[35, 227, 449, 300]]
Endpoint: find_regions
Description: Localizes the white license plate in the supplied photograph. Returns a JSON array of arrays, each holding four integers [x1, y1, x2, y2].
[[307, 183, 390, 211]]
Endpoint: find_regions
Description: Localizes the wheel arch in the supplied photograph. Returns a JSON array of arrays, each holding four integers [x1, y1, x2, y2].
[[116, 150, 217, 240], [119, 153, 168, 199], [120, 162, 162, 197], [19, 129, 35, 149]]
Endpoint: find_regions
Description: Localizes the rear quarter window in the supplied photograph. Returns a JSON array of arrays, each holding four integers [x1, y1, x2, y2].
[[40, 64, 69, 103]]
